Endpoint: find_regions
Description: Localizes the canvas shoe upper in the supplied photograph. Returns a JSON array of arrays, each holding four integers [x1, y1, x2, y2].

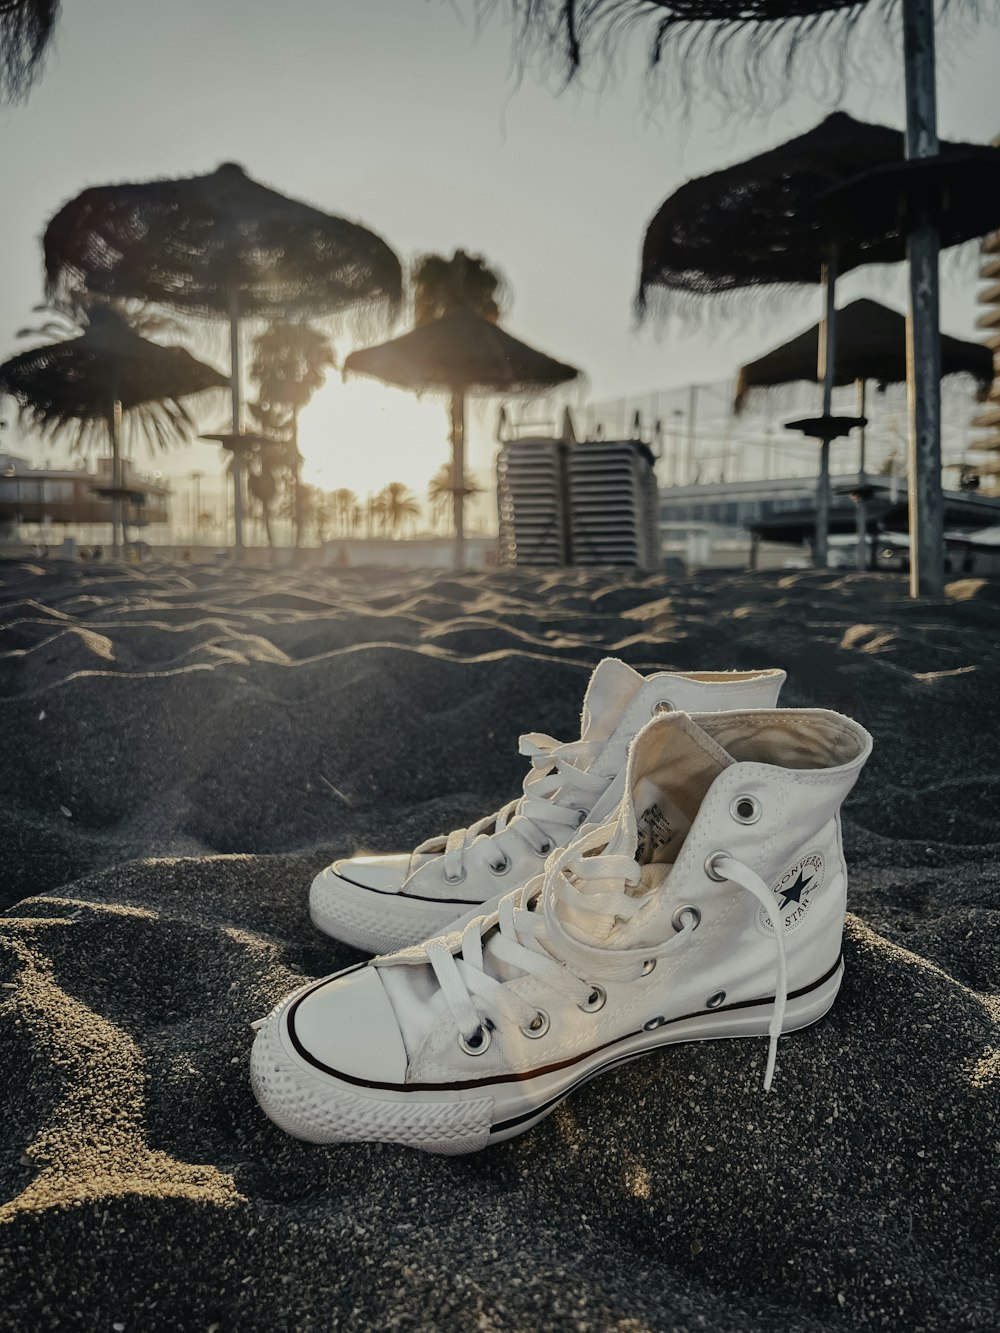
[[252, 705, 872, 1153], [309, 659, 786, 953]]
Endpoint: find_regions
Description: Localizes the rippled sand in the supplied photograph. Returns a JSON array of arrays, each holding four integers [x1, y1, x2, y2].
[[1, 559, 998, 1329]]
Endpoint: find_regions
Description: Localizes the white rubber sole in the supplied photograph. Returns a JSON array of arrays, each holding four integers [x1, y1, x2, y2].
[[309, 866, 490, 954], [250, 958, 844, 1154]]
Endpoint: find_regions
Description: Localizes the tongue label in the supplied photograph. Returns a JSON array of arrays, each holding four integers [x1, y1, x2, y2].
[[636, 803, 673, 860]]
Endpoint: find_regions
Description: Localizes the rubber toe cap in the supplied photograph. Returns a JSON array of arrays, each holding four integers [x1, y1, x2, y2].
[[329, 854, 412, 895], [287, 966, 408, 1084]]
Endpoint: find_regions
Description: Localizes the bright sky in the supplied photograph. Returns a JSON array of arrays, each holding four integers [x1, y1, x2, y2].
[[1, 0, 999, 508]]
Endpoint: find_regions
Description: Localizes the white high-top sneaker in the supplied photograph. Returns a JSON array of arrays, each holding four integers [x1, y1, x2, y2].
[[310, 659, 786, 953], [251, 705, 872, 1153]]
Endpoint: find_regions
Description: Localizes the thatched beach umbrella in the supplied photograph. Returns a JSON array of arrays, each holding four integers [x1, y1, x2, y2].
[[344, 308, 580, 567], [638, 112, 998, 576], [42, 163, 403, 549], [1, 0, 58, 102], [735, 298, 994, 567], [638, 115, 911, 313], [0, 305, 227, 551], [735, 300, 994, 408], [491, 0, 989, 596]]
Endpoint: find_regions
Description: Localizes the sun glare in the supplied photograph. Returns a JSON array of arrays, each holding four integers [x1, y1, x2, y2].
[[297, 375, 497, 503]]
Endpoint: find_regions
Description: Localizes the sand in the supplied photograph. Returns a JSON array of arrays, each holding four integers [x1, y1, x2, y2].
[[1, 557, 998, 1331]]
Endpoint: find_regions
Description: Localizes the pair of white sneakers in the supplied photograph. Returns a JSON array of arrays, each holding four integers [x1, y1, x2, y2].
[[251, 659, 872, 1155]]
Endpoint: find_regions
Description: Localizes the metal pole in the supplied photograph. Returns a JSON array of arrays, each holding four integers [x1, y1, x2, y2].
[[192, 472, 202, 544], [902, 0, 943, 597], [855, 379, 868, 571], [686, 385, 698, 485], [109, 399, 122, 556], [815, 253, 839, 569], [452, 387, 466, 569], [229, 286, 244, 550], [721, 399, 734, 483]]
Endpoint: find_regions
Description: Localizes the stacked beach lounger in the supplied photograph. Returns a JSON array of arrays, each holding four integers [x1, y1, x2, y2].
[[567, 438, 660, 569], [497, 435, 660, 569], [497, 435, 569, 567]]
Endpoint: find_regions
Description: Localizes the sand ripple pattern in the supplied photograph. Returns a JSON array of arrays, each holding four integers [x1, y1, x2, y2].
[[1, 561, 998, 1329]]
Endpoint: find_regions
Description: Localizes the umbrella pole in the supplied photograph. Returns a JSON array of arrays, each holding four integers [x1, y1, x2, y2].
[[109, 399, 122, 557], [902, 0, 944, 598], [815, 252, 839, 569], [229, 287, 245, 550], [856, 378, 868, 571], [451, 387, 465, 569]]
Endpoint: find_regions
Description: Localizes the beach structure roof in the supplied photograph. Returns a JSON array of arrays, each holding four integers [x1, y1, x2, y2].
[[0, 305, 227, 436], [751, 487, 1000, 545], [343, 309, 579, 396], [735, 300, 995, 410]]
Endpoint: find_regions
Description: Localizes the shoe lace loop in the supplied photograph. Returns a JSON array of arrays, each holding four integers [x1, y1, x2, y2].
[[709, 854, 788, 1092], [412, 832, 790, 1091], [414, 732, 608, 880]]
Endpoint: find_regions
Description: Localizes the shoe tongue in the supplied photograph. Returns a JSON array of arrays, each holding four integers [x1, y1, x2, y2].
[[580, 658, 644, 744], [556, 714, 735, 947]]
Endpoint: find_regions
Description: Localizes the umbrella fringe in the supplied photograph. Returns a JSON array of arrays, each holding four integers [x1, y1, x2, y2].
[[0, 0, 59, 104], [635, 279, 821, 332], [485, 0, 984, 112]]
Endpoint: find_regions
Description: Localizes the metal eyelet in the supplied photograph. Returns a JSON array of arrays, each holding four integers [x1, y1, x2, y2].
[[730, 794, 761, 825], [458, 1024, 491, 1056], [706, 990, 726, 1009], [578, 983, 606, 1013], [489, 852, 512, 876], [671, 904, 701, 932], [443, 866, 467, 885], [574, 808, 588, 826], [651, 698, 675, 716], [704, 850, 730, 882], [538, 840, 553, 856], [641, 958, 657, 975], [520, 1009, 550, 1039], [643, 1015, 667, 1031]]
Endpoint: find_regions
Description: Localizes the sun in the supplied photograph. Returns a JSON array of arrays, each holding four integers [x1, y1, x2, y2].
[[297, 376, 468, 499]]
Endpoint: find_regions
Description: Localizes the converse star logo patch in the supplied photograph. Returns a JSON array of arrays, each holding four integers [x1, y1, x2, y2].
[[757, 851, 825, 936], [779, 868, 813, 909]]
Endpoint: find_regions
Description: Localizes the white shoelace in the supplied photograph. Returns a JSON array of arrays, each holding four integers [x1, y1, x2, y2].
[[412, 826, 789, 1090], [413, 733, 610, 881]]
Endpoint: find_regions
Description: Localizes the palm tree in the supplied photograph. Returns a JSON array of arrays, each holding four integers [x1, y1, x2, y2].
[[246, 441, 291, 548], [412, 250, 509, 327], [374, 482, 420, 538], [1, 301, 226, 551], [331, 487, 358, 536], [9, 302, 210, 453], [249, 321, 336, 547], [304, 486, 327, 543], [428, 462, 481, 534]]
